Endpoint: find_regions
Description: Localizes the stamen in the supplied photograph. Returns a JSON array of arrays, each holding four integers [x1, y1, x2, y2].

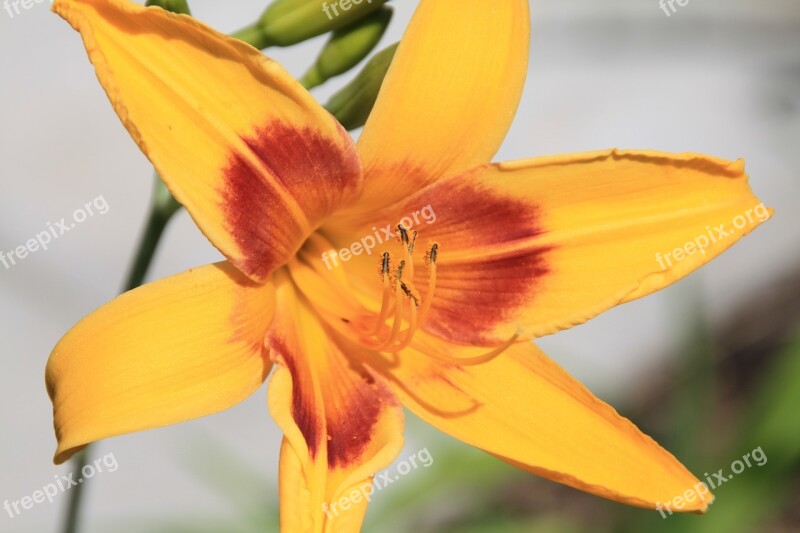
[[389, 297, 418, 352], [424, 334, 519, 367], [398, 224, 415, 279], [369, 252, 394, 337], [417, 243, 439, 326], [355, 239, 443, 356], [425, 242, 438, 265], [376, 260, 407, 349], [395, 258, 406, 280], [400, 281, 420, 307], [397, 224, 409, 246], [384, 253, 428, 353]]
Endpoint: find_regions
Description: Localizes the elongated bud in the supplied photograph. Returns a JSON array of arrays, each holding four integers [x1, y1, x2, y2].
[[301, 7, 392, 89], [324, 42, 397, 131], [145, 0, 191, 15], [250, 0, 390, 48]]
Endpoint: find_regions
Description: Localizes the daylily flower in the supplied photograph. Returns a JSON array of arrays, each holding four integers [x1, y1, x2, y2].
[[47, 0, 770, 530]]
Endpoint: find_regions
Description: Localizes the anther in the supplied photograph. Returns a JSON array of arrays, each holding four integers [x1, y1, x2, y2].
[[408, 231, 418, 254], [425, 242, 439, 266], [397, 224, 409, 246], [400, 281, 421, 307], [361, 241, 441, 353], [380, 252, 391, 277]]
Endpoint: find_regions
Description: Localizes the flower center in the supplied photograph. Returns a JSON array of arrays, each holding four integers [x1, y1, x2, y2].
[[350, 224, 436, 352], [293, 226, 517, 366]]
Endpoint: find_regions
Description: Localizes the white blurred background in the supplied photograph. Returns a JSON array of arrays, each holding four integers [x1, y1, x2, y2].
[[1, 0, 798, 531]]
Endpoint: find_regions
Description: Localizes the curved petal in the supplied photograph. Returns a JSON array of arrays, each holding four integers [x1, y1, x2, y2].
[[267, 271, 404, 531], [328, 149, 771, 345], [366, 336, 712, 511], [55, 0, 362, 282], [46, 262, 275, 464], [350, 0, 530, 212]]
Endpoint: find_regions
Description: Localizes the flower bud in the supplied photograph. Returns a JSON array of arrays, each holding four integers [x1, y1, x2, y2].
[[301, 7, 392, 88], [144, 0, 191, 15], [324, 42, 397, 131], [257, 0, 390, 47]]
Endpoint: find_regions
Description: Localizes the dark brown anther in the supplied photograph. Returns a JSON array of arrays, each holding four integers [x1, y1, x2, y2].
[[397, 224, 409, 246], [426, 243, 439, 265]]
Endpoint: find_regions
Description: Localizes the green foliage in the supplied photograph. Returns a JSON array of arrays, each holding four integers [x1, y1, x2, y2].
[[324, 43, 398, 130], [301, 7, 393, 89], [255, 0, 391, 48], [144, 0, 191, 15]]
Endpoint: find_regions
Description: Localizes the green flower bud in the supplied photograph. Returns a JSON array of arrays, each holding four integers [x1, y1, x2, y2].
[[144, 0, 191, 15], [324, 42, 397, 131], [301, 7, 392, 89], [253, 0, 390, 48]]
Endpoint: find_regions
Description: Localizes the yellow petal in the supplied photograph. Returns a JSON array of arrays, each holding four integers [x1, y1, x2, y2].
[[351, 0, 529, 211], [54, 0, 362, 282], [267, 270, 404, 531], [46, 262, 275, 464], [370, 336, 713, 511], [329, 149, 771, 345]]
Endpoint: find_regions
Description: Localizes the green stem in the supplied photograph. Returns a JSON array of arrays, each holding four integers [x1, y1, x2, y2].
[[60, 178, 177, 533], [123, 211, 172, 291], [60, 449, 88, 533]]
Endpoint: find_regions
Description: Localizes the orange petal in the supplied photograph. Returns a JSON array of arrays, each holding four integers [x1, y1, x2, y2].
[[46, 262, 275, 464], [267, 270, 404, 531], [367, 336, 713, 511], [350, 0, 529, 212], [55, 0, 362, 281], [329, 150, 770, 345]]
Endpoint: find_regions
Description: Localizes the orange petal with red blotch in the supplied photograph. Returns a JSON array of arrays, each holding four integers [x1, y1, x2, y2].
[[267, 270, 404, 531], [329, 149, 770, 345], [54, 0, 362, 282]]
